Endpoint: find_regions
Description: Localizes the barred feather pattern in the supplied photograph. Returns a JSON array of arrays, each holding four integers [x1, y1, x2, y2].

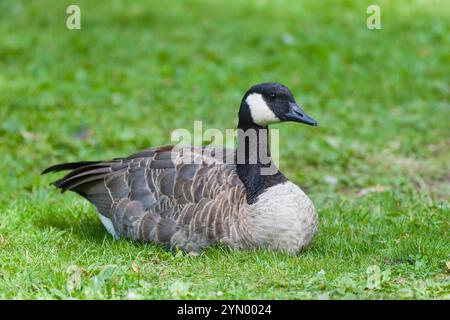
[[44, 145, 317, 254], [44, 146, 248, 253]]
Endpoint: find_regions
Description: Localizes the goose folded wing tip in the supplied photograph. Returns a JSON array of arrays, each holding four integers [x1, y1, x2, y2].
[[41, 165, 59, 175], [41, 161, 102, 175]]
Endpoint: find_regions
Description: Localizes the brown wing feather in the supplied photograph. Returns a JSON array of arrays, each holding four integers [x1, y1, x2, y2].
[[43, 145, 246, 252]]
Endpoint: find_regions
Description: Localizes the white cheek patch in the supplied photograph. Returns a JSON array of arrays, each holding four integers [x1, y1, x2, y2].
[[246, 93, 280, 126]]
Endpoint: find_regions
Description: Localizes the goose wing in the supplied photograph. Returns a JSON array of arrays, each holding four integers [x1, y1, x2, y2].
[[43, 145, 246, 252]]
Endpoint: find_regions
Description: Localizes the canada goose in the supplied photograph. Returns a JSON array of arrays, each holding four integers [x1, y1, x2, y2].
[[43, 83, 318, 254]]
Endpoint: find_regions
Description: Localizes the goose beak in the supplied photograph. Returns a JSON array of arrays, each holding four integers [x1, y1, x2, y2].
[[285, 102, 317, 126]]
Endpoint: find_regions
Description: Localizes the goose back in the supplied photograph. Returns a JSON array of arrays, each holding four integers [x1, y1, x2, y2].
[[45, 145, 250, 253]]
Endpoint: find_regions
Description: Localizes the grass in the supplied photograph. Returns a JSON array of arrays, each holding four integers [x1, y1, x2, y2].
[[0, 0, 449, 299]]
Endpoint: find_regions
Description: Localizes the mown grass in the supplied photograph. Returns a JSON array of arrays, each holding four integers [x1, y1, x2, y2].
[[0, 0, 449, 299]]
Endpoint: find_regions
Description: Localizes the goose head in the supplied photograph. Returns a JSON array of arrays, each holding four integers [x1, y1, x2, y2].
[[239, 82, 317, 127]]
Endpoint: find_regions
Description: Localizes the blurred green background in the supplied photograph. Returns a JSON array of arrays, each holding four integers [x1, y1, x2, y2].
[[0, 0, 448, 299]]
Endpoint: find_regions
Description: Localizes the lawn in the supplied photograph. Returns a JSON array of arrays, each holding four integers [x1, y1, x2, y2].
[[0, 0, 449, 299]]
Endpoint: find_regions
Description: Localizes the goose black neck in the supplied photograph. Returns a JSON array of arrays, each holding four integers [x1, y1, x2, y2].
[[236, 121, 287, 204]]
